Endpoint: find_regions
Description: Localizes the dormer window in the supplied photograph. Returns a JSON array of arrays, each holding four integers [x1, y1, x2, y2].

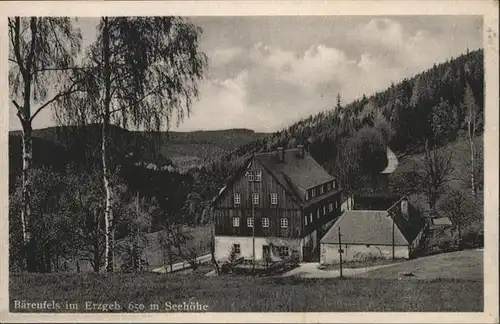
[[320, 186, 324, 195], [247, 171, 254, 182], [311, 188, 316, 198], [255, 170, 262, 182], [327, 182, 331, 191], [332, 180, 336, 189]]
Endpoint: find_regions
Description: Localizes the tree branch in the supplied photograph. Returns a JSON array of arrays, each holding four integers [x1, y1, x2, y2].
[[29, 80, 85, 123], [34, 66, 86, 73], [109, 86, 161, 115], [10, 17, 27, 78], [12, 100, 26, 123]]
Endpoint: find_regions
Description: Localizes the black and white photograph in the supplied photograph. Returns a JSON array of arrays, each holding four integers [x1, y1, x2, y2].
[[1, 1, 498, 323]]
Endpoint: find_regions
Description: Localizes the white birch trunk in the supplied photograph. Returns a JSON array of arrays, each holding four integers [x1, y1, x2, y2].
[[21, 122, 32, 247], [102, 17, 114, 273], [19, 17, 37, 271]]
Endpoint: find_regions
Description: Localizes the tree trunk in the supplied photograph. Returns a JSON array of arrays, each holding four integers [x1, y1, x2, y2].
[[102, 17, 114, 273], [102, 113, 114, 272], [94, 226, 101, 273], [470, 136, 476, 198], [19, 17, 38, 272], [21, 121, 33, 270], [468, 101, 477, 198], [211, 223, 220, 276]]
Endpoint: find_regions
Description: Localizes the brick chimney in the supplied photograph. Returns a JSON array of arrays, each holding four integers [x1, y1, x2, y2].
[[297, 144, 304, 158], [277, 147, 285, 162]]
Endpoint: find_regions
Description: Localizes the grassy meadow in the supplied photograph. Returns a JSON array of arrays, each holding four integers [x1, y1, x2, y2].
[[10, 270, 483, 312], [357, 249, 483, 280]]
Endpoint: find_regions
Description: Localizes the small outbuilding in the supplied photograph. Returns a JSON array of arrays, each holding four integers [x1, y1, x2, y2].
[[320, 197, 425, 264]]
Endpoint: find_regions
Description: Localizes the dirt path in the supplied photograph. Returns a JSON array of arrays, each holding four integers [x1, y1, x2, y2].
[[281, 262, 397, 278]]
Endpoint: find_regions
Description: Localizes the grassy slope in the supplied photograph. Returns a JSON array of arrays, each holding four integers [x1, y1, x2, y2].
[[10, 272, 482, 312], [359, 249, 483, 280], [157, 129, 268, 172], [68, 226, 212, 272], [390, 135, 483, 215], [138, 226, 212, 269], [393, 136, 483, 186]]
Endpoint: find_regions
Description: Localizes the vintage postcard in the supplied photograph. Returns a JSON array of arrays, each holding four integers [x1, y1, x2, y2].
[[0, 1, 498, 323]]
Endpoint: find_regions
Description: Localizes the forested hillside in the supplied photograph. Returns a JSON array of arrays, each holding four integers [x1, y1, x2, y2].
[[9, 49, 484, 226], [193, 49, 484, 200]]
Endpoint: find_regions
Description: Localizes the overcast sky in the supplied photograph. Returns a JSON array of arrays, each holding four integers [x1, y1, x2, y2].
[[9, 16, 482, 132]]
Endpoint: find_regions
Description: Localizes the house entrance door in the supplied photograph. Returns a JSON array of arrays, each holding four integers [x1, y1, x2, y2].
[[262, 245, 270, 259]]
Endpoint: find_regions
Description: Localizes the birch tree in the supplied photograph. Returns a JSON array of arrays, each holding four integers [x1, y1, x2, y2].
[[462, 82, 482, 198], [421, 141, 454, 210], [8, 17, 82, 271], [56, 17, 207, 272]]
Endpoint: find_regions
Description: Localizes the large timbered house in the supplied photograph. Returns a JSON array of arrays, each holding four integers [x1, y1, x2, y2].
[[213, 145, 342, 263]]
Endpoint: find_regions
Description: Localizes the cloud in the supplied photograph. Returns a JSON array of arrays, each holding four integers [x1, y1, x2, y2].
[[181, 15, 476, 133], [10, 17, 482, 132]]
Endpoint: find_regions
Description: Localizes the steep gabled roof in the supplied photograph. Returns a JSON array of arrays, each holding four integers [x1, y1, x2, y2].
[[254, 148, 334, 202], [320, 210, 409, 246], [212, 155, 253, 204], [388, 199, 426, 243]]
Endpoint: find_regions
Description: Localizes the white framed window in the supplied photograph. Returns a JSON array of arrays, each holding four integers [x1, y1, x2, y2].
[[270, 193, 278, 205], [320, 186, 324, 195], [233, 193, 241, 205], [255, 170, 262, 182], [310, 212, 313, 222], [232, 217, 240, 227], [252, 193, 259, 205], [317, 209, 320, 219], [332, 180, 336, 189], [247, 171, 254, 182], [233, 244, 241, 254], [323, 205, 326, 215], [328, 202, 333, 212], [312, 188, 316, 198], [327, 182, 331, 191], [280, 217, 289, 228], [262, 217, 269, 228], [304, 216, 308, 225], [247, 217, 254, 228], [306, 191, 309, 200], [279, 246, 290, 256]]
